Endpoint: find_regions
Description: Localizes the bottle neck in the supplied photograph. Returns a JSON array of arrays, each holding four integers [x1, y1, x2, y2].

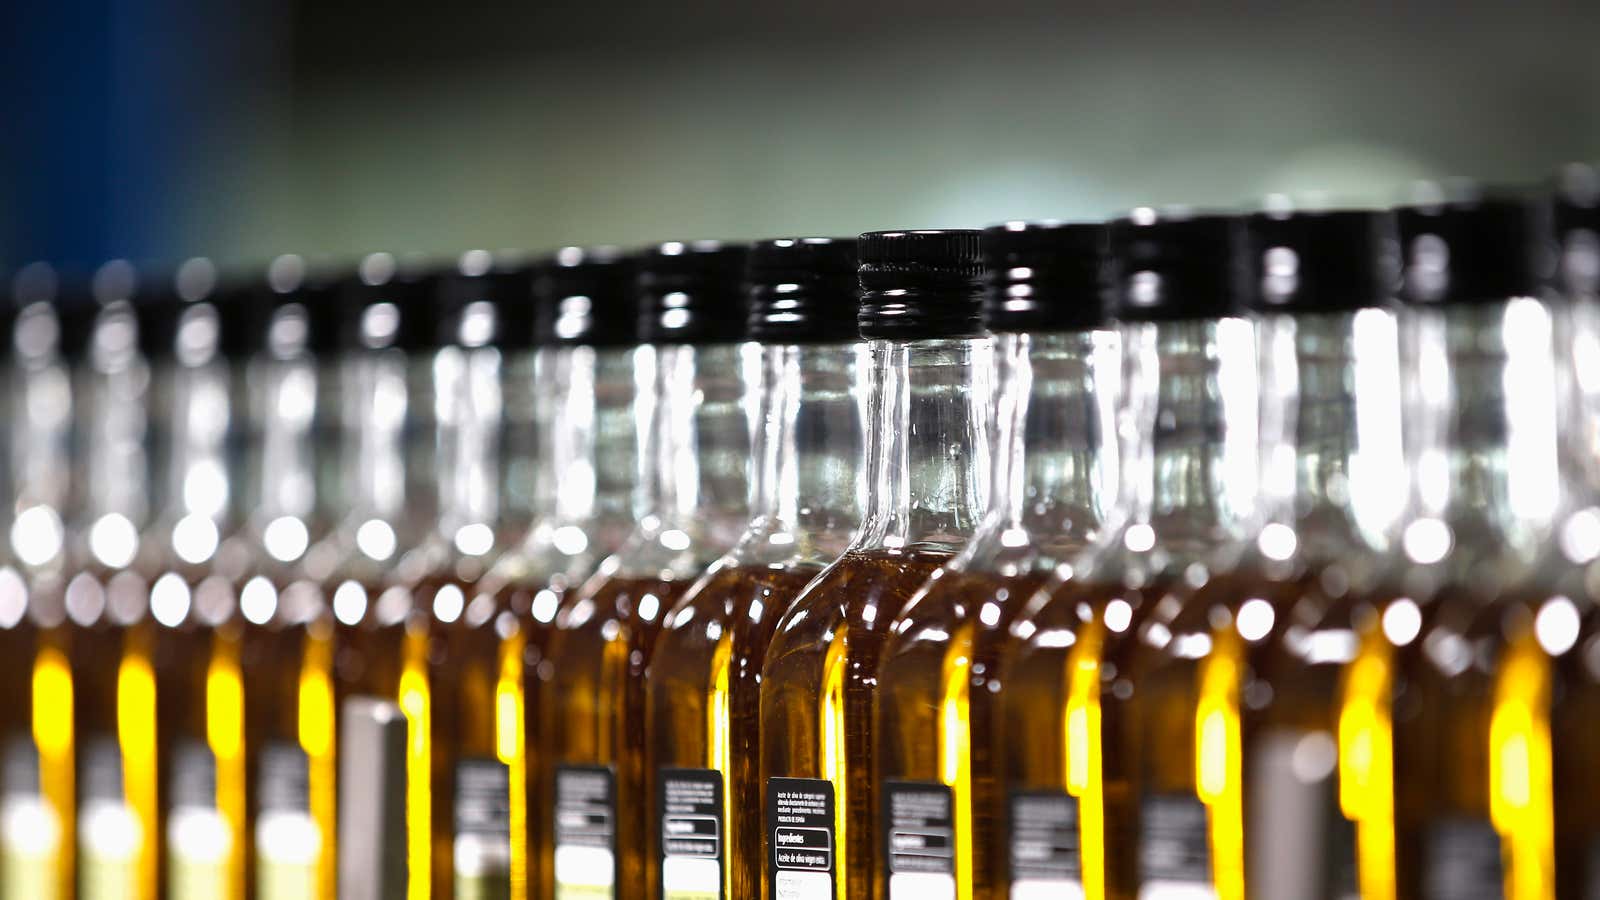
[[1117, 318, 1258, 555], [982, 329, 1115, 567], [434, 344, 501, 557], [743, 342, 866, 562], [1255, 309, 1405, 556], [250, 351, 319, 563], [1564, 296, 1600, 504], [633, 342, 753, 552], [78, 303, 152, 554], [498, 349, 540, 535], [152, 349, 235, 564], [340, 349, 438, 547], [10, 302, 72, 520], [855, 337, 992, 554], [544, 346, 638, 535], [1403, 298, 1561, 556]]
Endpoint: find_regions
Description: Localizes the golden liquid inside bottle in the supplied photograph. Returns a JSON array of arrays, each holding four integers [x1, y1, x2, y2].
[[239, 596, 337, 900], [1549, 592, 1600, 900], [648, 563, 822, 900], [1375, 582, 1504, 900], [414, 571, 534, 900], [1012, 574, 1185, 900], [4, 610, 74, 900], [1105, 564, 1384, 900], [1364, 581, 1562, 900], [1223, 563, 1377, 900], [329, 580, 422, 897], [760, 547, 950, 900], [875, 569, 1052, 900], [998, 585, 1099, 900], [542, 574, 690, 900], [154, 592, 246, 900], [69, 570, 161, 900]]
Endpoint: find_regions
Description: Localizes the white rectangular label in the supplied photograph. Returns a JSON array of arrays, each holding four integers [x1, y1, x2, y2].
[[555, 844, 616, 893], [1011, 879, 1085, 900], [889, 871, 955, 900], [775, 869, 832, 900], [1139, 883, 1219, 900], [663, 856, 721, 899]]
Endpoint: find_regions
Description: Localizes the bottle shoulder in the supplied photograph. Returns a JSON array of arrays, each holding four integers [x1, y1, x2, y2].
[[764, 548, 949, 677]]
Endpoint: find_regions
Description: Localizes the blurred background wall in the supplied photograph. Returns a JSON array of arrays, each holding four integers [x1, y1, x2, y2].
[[4, 0, 1598, 268]]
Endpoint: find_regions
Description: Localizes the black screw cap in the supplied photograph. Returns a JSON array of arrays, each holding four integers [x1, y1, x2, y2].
[[857, 229, 985, 340], [1396, 185, 1557, 306], [982, 221, 1107, 333], [7, 262, 70, 364], [1242, 209, 1400, 314], [533, 246, 636, 348], [636, 241, 750, 345], [745, 238, 859, 344], [1556, 164, 1600, 297], [336, 252, 440, 352], [1107, 209, 1243, 323], [435, 250, 540, 351]]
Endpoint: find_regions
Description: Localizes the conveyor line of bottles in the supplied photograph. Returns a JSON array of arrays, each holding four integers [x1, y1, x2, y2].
[[1, 168, 1599, 900]]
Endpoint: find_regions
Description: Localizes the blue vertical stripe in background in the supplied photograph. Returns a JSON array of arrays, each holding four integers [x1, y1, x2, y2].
[[3, 0, 213, 268]]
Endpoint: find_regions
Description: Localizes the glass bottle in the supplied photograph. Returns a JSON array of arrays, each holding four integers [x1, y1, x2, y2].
[[647, 237, 866, 900], [760, 229, 992, 900], [134, 257, 253, 900], [1125, 209, 1405, 900], [63, 259, 163, 900], [1366, 191, 1563, 900], [233, 254, 341, 900], [1545, 166, 1600, 900], [0, 262, 77, 898], [400, 250, 537, 900], [1004, 212, 1256, 900], [875, 222, 1115, 900], [316, 252, 441, 900], [478, 246, 641, 900], [541, 240, 753, 900]]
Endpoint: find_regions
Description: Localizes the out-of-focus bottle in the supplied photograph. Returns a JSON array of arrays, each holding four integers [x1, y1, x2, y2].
[[875, 222, 1115, 900], [1126, 208, 1404, 900], [647, 238, 866, 900], [62, 259, 161, 900], [134, 257, 254, 900], [314, 252, 441, 900], [398, 249, 538, 900], [0, 263, 77, 899], [232, 254, 341, 900], [541, 241, 753, 900], [1364, 190, 1564, 900], [1010, 212, 1256, 900], [476, 246, 640, 900], [1545, 165, 1600, 899], [760, 230, 992, 900]]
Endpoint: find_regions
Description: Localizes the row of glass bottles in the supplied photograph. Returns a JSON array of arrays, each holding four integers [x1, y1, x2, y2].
[[0, 169, 1596, 900]]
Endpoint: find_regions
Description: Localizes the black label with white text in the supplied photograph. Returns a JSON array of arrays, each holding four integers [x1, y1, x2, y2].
[[659, 767, 723, 900], [1009, 789, 1082, 896], [1422, 819, 1503, 900], [882, 781, 955, 900], [766, 777, 834, 900], [554, 764, 616, 900], [1137, 793, 1213, 897], [456, 757, 511, 900]]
